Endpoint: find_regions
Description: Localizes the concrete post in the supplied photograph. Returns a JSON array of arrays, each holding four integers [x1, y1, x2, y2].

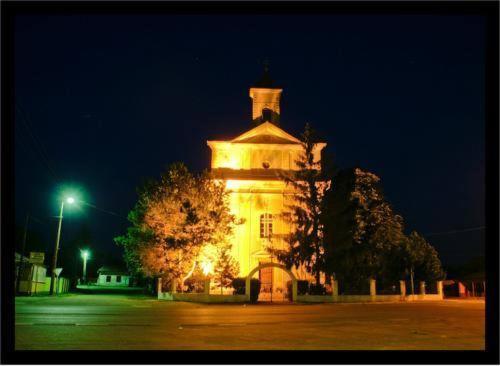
[[332, 280, 339, 301], [399, 280, 406, 298], [437, 280, 443, 299], [245, 276, 251, 302], [370, 279, 376, 301], [419, 281, 426, 295], [171, 279, 177, 293], [204, 278, 211, 295], [157, 277, 162, 295]]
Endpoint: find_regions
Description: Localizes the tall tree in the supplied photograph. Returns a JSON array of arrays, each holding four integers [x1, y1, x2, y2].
[[403, 231, 445, 285], [324, 167, 444, 292], [115, 163, 238, 289], [271, 123, 328, 286], [212, 243, 239, 294]]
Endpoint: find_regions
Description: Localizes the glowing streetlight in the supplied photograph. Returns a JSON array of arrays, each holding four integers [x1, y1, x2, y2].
[[49, 195, 75, 295], [81, 250, 90, 284], [201, 260, 214, 277]]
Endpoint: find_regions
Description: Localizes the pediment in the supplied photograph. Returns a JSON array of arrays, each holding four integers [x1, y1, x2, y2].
[[231, 122, 301, 145]]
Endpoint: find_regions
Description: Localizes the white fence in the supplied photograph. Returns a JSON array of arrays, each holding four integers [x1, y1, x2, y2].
[[297, 280, 444, 303], [157, 277, 444, 304]]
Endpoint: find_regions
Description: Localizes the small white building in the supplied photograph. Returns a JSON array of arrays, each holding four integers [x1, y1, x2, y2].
[[97, 266, 130, 287]]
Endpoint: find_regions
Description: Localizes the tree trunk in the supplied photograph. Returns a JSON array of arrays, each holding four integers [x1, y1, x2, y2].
[[315, 244, 321, 286]]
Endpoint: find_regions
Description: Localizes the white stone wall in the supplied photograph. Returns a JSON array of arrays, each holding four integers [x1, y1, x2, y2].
[[97, 274, 130, 287]]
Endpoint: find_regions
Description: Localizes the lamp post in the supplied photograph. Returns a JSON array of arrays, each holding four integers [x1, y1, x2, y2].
[[49, 196, 74, 295], [81, 250, 89, 284]]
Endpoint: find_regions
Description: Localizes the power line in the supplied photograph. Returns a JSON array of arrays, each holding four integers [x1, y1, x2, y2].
[[15, 124, 59, 185], [426, 226, 486, 237], [81, 202, 128, 221], [15, 101, 60, 183]]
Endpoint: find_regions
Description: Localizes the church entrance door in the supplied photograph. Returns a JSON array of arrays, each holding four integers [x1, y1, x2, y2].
[[246, 262, 297, 302], [259, 263, 274, 302]]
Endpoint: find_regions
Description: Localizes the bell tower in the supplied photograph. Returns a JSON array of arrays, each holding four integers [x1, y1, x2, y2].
[[249, 63, 283, 126]]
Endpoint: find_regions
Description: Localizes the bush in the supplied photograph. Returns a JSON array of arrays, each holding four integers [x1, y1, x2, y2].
[[184, 278, 205, 293], [298, 280, 309, 295], [286, 280, 310, 300], [231, 277, 261, 302], [309, 283, 326, 295]]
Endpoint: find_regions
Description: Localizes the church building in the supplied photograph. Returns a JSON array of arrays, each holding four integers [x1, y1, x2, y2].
[[207, 69, 326, 300]]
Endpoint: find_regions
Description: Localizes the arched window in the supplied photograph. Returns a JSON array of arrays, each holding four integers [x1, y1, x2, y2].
[[260, 213, 273, 238]]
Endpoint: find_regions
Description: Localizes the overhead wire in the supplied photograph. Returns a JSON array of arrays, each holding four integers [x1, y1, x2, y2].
[[15, 101, 60, 183], [426, 226, 486, 237]]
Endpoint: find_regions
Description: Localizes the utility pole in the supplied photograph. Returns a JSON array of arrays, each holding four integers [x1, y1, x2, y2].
[[50, 201, 65, 295], [82, 252, 88, 283], [16, 213, 30, 294]]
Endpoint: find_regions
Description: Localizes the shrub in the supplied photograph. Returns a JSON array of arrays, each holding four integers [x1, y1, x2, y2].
[[298, 280, 309, 295], [231, 277, 261, 302], [309, 283, 326, 295], [286, 280, 310, 300], [184, 278, 205, 293], [232, 278, 245, 294]]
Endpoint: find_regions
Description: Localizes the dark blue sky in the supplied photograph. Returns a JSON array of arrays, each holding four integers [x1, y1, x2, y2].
[[15, 14, 485, 269]]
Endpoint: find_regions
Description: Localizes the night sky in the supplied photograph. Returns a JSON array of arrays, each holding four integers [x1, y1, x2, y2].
[[14, 14, 485, 274]]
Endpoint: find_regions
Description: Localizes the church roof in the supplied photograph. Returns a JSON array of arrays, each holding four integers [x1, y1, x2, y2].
[[97, 266, 129, 276], [231, 121, 301, 145], [252, 66, 280, 89]]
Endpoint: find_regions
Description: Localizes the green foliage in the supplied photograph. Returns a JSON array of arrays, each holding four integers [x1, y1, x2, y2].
[[404, 231, 445, 282], [286, 280, 309, 299], [308, 283, 327, 295], [114, 162, 238, 287], [323, 167, 445, 291], [213, 244, 239, 293], [271, 123, 328, 285], [231, 278, 261, 302]]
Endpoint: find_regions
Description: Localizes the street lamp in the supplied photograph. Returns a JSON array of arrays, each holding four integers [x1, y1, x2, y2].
[[81, 250, 90, 284], [49, 196, 75, 295]]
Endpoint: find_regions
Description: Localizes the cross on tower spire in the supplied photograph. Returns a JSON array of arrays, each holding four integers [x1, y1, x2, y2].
[[263, 58, 269, 73]]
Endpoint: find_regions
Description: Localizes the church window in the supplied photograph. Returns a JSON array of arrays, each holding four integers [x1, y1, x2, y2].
[[260, 213, 273, 238]]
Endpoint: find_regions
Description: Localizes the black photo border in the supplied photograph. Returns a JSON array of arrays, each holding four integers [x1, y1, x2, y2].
[[2, 1, 498, 364]]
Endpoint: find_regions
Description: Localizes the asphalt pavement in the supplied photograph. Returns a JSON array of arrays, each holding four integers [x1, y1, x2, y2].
[[15, 294, 485, 350]]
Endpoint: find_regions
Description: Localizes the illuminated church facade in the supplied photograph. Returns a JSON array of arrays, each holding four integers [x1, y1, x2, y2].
[[207, 70, 326, 300]]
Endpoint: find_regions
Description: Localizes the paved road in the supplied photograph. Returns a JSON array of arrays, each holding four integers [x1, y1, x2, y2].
[[15, 294, 485, 350]]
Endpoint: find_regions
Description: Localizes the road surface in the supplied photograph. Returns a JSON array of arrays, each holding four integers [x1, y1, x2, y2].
[[15, 294, 485, 350]]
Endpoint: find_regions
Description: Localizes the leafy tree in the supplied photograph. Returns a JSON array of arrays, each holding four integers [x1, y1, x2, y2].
[[270, 123, 328, 286], [323, 167, 444, 292], [115, 162, 238, 289], [324, 168, 402, 291], [404, 231, 445, 285], [213, 243, 239, 293]]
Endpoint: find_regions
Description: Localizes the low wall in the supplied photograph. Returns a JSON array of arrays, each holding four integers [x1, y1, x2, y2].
[[297, 294, 441, 303], [406, 294, 443, 301], [19, 277, 70, 295], [297, 295, 333, 303], [158, 292, 247, 303], [297, 294, 403, 303]]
